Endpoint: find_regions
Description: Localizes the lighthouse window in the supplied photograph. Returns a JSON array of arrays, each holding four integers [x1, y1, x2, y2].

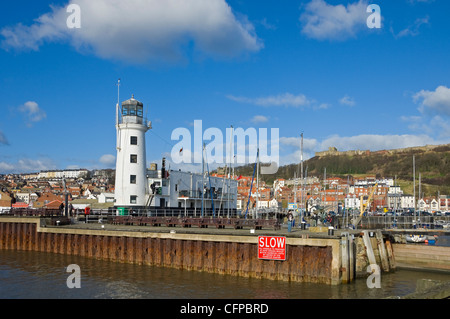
[[130, 154, 137, 163], [130, 175, 136, 184], [130, 195, 137, 204], [130, 136, 138, 145]]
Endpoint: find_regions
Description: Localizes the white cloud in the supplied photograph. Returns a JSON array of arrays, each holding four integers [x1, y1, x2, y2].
[[1, 0, 262, 64], [279, 136, 319, 165], [319, 134, 441, 152], [339, 95, 356, 106], [227, 93, 313, 108], [0, 158, 57, 174], [314, 103, 330, 110], [299, 0, 369, 41], [400, 115, 432, 135], [280, 136, 318, 151], [259, 18, 277, 30], [407, 0, 435, 4], [250, 115, 269, 124], [99, 154, 116, 166], [0, 162, 15, 172], [430, 115, 450, 139], [18, 101, 46, 126], [278, 133, 447, 165], [402, 86, 450, 141], [391, 16, 429, 38], [413, 85, 450, 116]]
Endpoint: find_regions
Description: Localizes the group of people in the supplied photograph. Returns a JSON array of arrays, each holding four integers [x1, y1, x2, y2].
[[285, 210, 339, 232]]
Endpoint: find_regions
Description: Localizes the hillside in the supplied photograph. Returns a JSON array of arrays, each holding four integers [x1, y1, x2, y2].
[[228, 143, 450, 195]]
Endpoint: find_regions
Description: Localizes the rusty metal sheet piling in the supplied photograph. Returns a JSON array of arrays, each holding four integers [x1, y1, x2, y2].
[[0, 218, 344, 285]]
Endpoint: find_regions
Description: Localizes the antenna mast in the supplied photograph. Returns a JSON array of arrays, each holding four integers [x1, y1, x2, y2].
[[116, 79, 121, 127], [117, 78, 120, 105]]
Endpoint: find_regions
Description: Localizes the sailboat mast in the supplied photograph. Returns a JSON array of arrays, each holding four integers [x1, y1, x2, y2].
[[256, 147, 260, 218], [300, 132, 304, 218], [201, 143, 205, 217], [413, 155, 416, 222], [245, 151, 258, 219], [228, 125, 233, 218]]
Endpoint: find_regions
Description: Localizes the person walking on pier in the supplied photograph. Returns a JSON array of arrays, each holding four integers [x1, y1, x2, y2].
[[287, 212, 293, 232]]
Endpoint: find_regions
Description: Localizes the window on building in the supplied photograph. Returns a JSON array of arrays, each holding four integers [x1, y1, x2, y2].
[[129, 105, 137, 116], [130, 154, 137, 163], [130, 136, 138, 145], [130, 175, 136, 184], [130, 195, 137, 204]]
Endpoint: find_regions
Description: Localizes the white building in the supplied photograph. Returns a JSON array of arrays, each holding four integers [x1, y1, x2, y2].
[[114, 95, 151, 208], [344, 194, 361, 211], [269, 198, 280, 209], [387, 194, 414, 210], [418, 198, 439, 212], [15, 192, 38, 204], [256, 200, 269, 209], [38, 169, 88, 180], [307, 196, 322, 211], [401, 195, 415, 209], [377, 178, 394, 187], [98, 192, 115, 204], [273, 179, 285, 195], [146, 169, 237, 215], [388, 186, 403, 195]]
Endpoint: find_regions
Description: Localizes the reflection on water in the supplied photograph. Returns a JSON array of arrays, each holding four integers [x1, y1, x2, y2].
[[436, 235, 450, 247], [1, 250, 450, 299]]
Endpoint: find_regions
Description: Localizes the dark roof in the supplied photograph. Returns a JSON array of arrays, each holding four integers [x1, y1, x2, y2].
[[122, 95, 143, 106]]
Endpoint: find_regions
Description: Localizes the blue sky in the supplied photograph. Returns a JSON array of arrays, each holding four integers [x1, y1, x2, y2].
[[0, 0, 449, 174]]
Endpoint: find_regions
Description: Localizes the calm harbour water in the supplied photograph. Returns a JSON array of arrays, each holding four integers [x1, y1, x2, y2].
[[1, 244, 450, 300]]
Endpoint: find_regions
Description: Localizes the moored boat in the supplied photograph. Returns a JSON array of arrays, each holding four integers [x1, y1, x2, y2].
[[406, 234, 438, 244]]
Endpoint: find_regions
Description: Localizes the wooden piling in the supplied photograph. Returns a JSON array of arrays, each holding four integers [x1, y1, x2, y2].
[[341, 233, 349, 284], [348, 234, 355, 282], [385, 240, 396, 271], [376, 230, 390, 272], [362, 230, 377, 266]]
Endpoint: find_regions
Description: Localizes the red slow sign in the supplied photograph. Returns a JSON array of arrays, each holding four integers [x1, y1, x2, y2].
[[258, 236, 286, 261]]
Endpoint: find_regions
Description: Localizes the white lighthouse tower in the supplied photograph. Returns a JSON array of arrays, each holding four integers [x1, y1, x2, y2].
[[114, 89, 151, 211]]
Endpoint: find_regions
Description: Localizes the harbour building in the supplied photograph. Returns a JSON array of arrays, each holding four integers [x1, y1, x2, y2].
[[114, 94, 237, 215]]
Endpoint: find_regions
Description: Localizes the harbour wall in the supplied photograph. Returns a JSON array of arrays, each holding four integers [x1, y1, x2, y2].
[[0, 217, 346, 285], [392, 244, 450, 272]]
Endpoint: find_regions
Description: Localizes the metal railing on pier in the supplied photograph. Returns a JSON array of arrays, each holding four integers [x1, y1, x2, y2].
[[5, 207, 449, 232], [109, 215, 281, 230], [356, 215, 450, 230]]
